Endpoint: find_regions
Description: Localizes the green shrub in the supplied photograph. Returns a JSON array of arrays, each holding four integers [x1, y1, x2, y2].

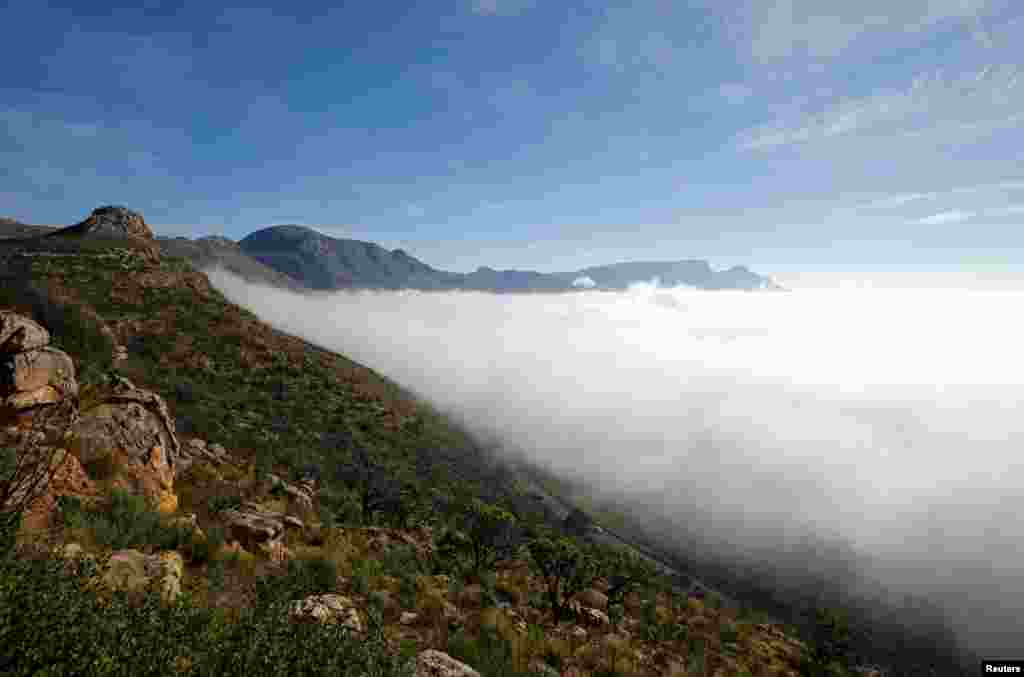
[[446, 626, 530, 677], [0, 549, 414, 676], [207, 495, 243, 514], [60, 488, 191, 553], [254, 555, 340, 610]]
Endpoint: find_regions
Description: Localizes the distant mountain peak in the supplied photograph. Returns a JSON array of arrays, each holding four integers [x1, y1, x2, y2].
[[52, 206, 155, 240]]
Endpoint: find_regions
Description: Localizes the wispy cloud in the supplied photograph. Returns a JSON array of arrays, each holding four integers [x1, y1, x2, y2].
[[469, 0, 533, 16], [727, 0, 997, 64], [737, 65, 1024, 152], [470, 0, 499, 15], [916, 210, 974, 225]]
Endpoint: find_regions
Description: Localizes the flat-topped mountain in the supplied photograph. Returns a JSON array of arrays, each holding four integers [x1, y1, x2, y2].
[[239, 224, 784, 292]]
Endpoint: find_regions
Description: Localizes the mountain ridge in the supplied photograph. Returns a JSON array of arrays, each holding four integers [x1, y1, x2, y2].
[[237, 224, 785, 292]]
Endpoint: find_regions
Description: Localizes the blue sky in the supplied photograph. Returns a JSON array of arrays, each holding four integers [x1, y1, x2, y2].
[[3, 0, 1024, 272]]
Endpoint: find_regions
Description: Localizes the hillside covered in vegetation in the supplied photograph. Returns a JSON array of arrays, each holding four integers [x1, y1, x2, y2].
[[0, 207, 962, 676]]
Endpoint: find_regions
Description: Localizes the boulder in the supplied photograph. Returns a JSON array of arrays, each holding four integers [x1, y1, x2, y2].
[[268, 473, 315, 513], [415, 650, 481, 677], [4, 385, 62, 410], [208, 443, 227, 461], [0, 312, 78, 416], [101, 549, 184, 602], [169, 512, 205, 541], [3, 347, 77, 395], [288, 594, 363, 632], [575, 587, 609, 612], [220, 506, 290, 559], [457, 584, 484, 608], [0, 311, 50, 354], [69, 376, 180, 511], [70, 375, 180, 468], [579, 607, 610, 627]]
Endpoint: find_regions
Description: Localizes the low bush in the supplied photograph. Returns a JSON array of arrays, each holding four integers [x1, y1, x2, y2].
[[446, 626, 531, 677], [207, 494, 243, 514], [0, 549, 414, 676], [254, 555, 340, 609], [59, 489, 193, 552]]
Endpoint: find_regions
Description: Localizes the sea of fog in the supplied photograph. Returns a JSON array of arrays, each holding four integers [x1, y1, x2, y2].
[[208, 268, 1024, 655]]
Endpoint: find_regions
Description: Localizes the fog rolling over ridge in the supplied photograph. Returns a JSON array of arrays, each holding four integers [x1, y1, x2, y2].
[[209, 267, 1024, 656]]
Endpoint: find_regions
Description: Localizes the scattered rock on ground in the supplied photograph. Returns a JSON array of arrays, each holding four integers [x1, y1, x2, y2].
[[288, 594, 363, 632], [415, 650, 481, 677]]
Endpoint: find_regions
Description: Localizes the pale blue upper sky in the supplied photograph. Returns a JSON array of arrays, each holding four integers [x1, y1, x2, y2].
[[3, 0, 1023, 272]]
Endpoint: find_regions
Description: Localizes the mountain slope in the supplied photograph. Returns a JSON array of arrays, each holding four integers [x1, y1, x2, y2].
[[238, 224, 783, 292], [0, 208, 833, 677]]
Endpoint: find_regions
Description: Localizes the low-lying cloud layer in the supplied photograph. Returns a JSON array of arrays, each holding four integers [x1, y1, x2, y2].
[[208, 268, 1024, 656]]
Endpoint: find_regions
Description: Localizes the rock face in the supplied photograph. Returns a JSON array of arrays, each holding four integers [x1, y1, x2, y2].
[[69, 375, 180, 513], [415, 650, 481, 677], [0, 312, 78, 414], [288, 594, 363, 632], [0, 311, 51, 353], [62, 206, 155, 240]]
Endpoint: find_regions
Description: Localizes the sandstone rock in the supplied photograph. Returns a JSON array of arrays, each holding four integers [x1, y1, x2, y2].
[[575, 587, 608, 612], [288, 594, 363, 632], [4, 385, 62, 410], [65, 206, 155, 240], [8, 447, 97, 532], [61, 542, 84, 559], [457, 584, 484, 608], [400, 611, 419, 626], [571, 625, 588, 640], [579, 607, 610, 627], [221, 506, 288, 560], [102, 549, 184, 602], [527, 660, 559, 677], [208, 443, 227, 461], [0, 311, 50, 353], [268, 473, 315, 512], [169, 513, 205, 541], [3, 347, 77, 394], [71, 375, 180, 467], [415, 649, 481, 677]]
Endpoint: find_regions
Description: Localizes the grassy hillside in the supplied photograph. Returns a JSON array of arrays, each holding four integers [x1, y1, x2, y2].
[[0, 236, 960, 676]]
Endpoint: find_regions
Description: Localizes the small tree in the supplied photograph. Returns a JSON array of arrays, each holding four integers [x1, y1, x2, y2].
[[595, 545, 660, 609], [334, 445, 405, 525], [810, 607, 852, 669], [438, 498, 520, 576], [527, 532, 599, 623]]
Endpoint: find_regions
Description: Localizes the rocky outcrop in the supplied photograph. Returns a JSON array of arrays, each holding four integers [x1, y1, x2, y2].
[[0, 310, 51, 353], [0, 312, 78, 415], [43, 206, 161, 263], [68, 375, 180, 513], [101, 549, 185, 602], [181, 438, 228, 467], [59, 206, 154, 240], [220, 504, 296, 562], [267, 472, 316, 513], [0, 443, 98, 531], [414, 650, 481, 677], [288, 594, 363, 632]]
